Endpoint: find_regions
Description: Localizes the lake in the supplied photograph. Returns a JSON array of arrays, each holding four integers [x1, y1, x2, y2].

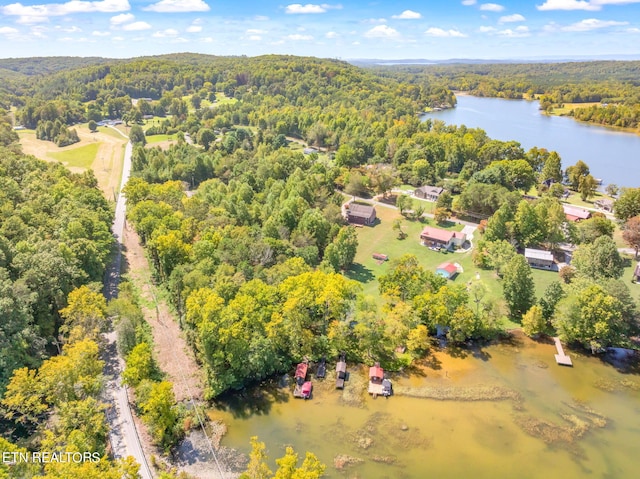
[[212, 334, 640, 478], [424, 95, 640, 188]]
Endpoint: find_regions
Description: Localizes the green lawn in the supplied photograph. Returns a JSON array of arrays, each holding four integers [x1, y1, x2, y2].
[[145, 134, 176, 143], [48, 142, 100, 169], [344, 205, 562, 329]]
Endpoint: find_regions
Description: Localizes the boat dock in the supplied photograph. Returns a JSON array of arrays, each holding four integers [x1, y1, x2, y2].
[[336, 353, 347, 389], [553, 337, 573, 366]]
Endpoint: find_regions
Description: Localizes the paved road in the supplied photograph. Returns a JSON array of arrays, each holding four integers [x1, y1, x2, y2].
[[102, 132, 153, 479]]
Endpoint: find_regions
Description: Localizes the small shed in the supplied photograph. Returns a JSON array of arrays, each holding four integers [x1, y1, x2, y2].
[[316, 357, 326, 379], [382, 379, 393, 397], [436, 262, 459, 280], [634, 263, 640, 283], [369, 363, 384, 384], [524, 248, 554, 270]]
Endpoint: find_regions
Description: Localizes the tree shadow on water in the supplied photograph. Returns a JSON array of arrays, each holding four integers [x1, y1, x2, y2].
[[212, 379, 290, 419]]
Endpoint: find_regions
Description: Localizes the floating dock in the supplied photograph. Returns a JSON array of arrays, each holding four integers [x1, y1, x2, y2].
[[553, 337, 573, 366], [336, 353, 347, 389]]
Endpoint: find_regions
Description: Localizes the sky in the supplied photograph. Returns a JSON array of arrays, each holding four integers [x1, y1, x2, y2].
[[1, 0, 640, 59]]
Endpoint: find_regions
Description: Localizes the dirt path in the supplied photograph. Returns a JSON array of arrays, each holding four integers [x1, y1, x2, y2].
[[122, 224, 205, 402]]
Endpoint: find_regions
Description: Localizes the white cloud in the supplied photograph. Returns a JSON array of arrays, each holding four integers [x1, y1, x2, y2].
[[0, 26, 19, 34], [92, 30, 111, 36], [537, 0, 600, 10], [248, 35, 262, 41], [561, 18, 628, 30], [425, 27, 467, 37], [110, 13, 134, 24], [152, 28, 179, 37], [499, 14, 526, 23], [364, 25, 400, 38], [391, 10, 422, 19], [201, 37, 213, 42], [497, 25, 531, 36], [284, 3, 342, 14], [361, 18, 387, 24], [122, 21, 151, 31], [325, 31, 339, 38], [462, 0, 477, 4], [627, 27, 640, 33], [246, 29, 266, 34], [56, 25, 82, 33], [479, 25, 497, 32], [186, 25, 202, 33], [480, 3, 505, 11], [171, 37, 188, 43], [1, 0, 129, 17], [112, 35, 124, 41], [285, 33, 314, 40], [16, 15, 49, 24], [143, 0, 209, 13], [254, 15, 269, 21], [592, 0, 640, 4]]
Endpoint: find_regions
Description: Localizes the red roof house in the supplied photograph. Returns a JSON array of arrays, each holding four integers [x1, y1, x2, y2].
[[563, 205, 591, 222], [420, 226, 466, 250]]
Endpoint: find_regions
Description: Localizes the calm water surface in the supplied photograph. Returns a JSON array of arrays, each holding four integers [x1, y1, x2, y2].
[[424, 96, 640, 188], [212, 335, 640, 478]]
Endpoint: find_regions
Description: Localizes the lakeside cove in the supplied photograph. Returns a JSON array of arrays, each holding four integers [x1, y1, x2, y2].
[[210, 332, 640, 479], [423, 95, 640, 188]]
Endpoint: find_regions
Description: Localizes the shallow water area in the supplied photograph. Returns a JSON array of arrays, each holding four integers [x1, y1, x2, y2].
[[211, 333, 640, 478]]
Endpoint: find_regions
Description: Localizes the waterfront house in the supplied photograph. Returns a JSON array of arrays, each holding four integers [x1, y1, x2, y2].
[[524, 248, 555, 270], [563, 205, 591, 222], [420, 226, 466, 250], [345, 203, 377, 225], [594, 198, 614, 213], [415, 185, 444, 202]]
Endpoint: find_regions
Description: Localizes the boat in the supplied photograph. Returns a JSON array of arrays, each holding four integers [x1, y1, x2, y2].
[[382, 378, 393, 397], [300, 381, 313, 399]]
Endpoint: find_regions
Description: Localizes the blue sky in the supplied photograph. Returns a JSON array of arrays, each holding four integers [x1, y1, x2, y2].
[[0, 0, 639, 59]]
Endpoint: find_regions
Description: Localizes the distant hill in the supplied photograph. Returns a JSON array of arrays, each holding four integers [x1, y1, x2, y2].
[[0, 56, 117, 76]]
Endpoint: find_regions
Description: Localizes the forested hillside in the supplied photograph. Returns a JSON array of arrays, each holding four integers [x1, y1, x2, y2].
[[0, 116, 114, 393]]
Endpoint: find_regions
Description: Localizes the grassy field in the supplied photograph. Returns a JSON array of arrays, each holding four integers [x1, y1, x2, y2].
[[19, 126, 127, 198], [48, 142, 100, 169], [145, 134, 176, 143], [549, 101, 600, 116]]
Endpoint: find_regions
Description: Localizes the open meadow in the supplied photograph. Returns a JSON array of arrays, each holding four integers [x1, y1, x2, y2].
[[18, 124, 126, 199]]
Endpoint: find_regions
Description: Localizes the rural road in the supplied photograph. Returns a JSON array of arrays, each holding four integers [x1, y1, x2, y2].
[[102, 131, 154, 479]]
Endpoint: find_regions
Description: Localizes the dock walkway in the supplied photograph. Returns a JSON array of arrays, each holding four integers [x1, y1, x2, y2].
[[553, 337, 573, 366]]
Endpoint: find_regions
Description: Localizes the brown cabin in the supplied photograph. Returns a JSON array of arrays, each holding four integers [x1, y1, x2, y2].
[[346, 203, 377, 225]]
